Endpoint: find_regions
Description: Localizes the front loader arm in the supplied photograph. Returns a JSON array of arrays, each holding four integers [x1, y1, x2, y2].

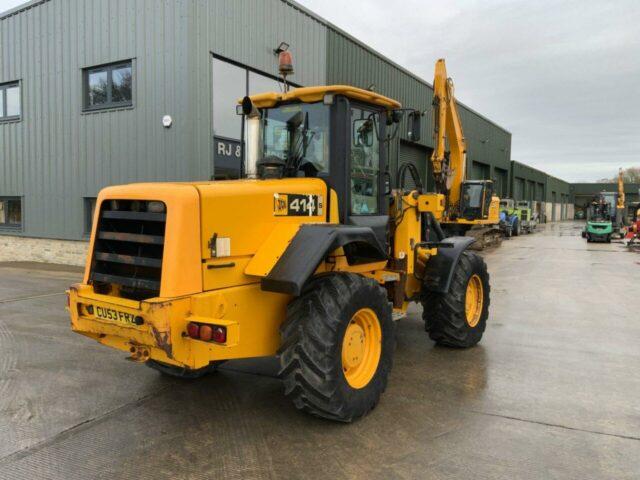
[[430, 59, 467, 210]]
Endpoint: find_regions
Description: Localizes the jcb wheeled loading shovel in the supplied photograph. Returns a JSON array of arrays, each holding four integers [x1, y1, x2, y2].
[[68, 83, 490, 422]]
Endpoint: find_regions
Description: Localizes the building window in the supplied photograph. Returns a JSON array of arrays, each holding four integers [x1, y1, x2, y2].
[[0, 81, 21, 121], [83, 61, 133, 111], [0, 197, 22, 229], [84, 197, 97, 234], [211, 56, 290, 180]]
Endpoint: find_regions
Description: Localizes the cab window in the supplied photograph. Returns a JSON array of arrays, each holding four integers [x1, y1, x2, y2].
[[350, 107, 380, 214], [260, 102, 330, 176]]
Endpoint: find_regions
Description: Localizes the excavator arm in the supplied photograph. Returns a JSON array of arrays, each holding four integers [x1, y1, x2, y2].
[[431, 59, 467, 209], [428, 59, 500, 243], [617, 168, 626, 210]]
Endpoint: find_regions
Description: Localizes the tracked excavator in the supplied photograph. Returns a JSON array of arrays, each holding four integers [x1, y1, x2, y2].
[[429, 59, 501, 248]]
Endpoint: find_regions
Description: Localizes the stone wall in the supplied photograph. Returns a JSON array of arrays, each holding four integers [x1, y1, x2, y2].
[[0, 235, 88, 266]]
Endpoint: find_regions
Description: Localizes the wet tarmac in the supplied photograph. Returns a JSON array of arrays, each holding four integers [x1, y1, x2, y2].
[[0, 222, 638, 479]]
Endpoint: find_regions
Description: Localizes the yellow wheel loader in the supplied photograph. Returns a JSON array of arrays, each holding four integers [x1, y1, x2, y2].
[[68, 76, 490, 422]]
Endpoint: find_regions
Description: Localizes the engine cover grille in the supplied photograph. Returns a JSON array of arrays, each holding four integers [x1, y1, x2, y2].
[[90, 200, 166, 300]]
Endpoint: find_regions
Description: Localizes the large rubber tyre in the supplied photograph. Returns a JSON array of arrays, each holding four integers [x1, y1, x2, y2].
[[421, 251, 490, 348], [146, 359, 224, 379], [279, 273, 395, 422], [586, 234, 592, 243], [512, 219, 520, 237], [606, 234, 612, 243]]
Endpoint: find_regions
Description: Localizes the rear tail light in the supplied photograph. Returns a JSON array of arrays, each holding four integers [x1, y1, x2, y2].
[[187, 322, 200, 339], [199, 325, 213, 341], [212, 326, 227, 343], [186, 322, 227, 344]]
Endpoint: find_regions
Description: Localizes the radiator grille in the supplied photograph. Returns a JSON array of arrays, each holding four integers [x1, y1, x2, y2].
[[90, 200, 166, 300]]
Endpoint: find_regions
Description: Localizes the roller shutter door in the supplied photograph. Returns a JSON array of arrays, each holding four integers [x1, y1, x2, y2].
[[471, 161, 490, 180], [514, 177, 525, 200], [494, 168, 508, 198], [398, 142, 427, 190]]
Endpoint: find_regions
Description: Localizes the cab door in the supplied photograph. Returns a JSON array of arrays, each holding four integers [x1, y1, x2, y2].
[[325, 97, 388, 251], [346, 104, 388, 250]]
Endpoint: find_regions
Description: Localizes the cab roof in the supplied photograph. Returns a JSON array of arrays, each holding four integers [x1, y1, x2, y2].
[[247, 85, 401, 110]]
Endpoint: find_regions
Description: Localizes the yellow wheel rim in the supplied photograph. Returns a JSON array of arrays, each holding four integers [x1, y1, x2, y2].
[[465, 274, 483, 327], [341, 308, 382, 389]]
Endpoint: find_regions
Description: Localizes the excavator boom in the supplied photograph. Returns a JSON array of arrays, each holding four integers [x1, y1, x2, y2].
[[428, 59, 501, 247], [431, 59, 467, 206], [617, 168, 626, 209]]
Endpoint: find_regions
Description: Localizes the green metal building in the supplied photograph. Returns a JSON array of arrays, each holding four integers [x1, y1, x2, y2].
[[0, 0, 595, 263], [507, 161, 574, 222], [0, 0, 512, 247], [571, 183, 640, 218], [545, 175, 573, 222], [510, 161, 548, 221]]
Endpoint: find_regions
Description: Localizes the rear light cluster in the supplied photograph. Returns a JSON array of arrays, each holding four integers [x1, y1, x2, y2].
[[186, 322, 227, 344]]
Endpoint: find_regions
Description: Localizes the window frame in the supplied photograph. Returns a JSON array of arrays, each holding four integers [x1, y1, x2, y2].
[[348, 103, 384, 216], [82, 60, 134, 112], [0, 196, 23, 231], [210, 53, 302, 179], [0, 81, 22, 123], [83, 197, 97, 236]]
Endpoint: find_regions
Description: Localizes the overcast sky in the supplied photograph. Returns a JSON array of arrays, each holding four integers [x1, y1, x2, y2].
[[0, 0, 21, 15], [2, 0, 639, 181], [296, 0, 640, 181]]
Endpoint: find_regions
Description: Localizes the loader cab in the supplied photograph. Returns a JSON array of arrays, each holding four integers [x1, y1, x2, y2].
[[242, 86, 400, 247], [460, 180, 495, 220]]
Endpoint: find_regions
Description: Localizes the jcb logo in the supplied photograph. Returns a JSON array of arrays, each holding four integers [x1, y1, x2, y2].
[[274, 194, 289, 216]]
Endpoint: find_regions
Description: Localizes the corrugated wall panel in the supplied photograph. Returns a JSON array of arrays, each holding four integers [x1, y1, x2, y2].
[[545, 176, 571, 203], [1, 0, 513, 240], [0, 0, 197, 239], [189, 0, 327, 182]]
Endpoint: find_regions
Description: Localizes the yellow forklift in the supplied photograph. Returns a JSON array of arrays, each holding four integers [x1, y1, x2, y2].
[[68, 60, 491, 422]]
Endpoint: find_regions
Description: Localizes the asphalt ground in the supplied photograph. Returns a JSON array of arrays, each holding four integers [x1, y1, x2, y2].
[[0, 221, 638, 479]]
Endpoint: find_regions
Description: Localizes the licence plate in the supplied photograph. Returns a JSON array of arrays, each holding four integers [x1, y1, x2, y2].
[[95, 305, 138, 326]]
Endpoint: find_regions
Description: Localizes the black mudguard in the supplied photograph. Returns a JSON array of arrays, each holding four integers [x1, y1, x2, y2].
[[421, 236, 476, 293], [261, 224, 387, 296]]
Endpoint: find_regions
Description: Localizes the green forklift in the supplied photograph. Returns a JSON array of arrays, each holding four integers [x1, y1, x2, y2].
[[582, 193, 614, 243]]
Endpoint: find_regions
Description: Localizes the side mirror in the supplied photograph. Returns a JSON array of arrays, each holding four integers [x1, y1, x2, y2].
[[407, 110, 422, 142], [387, 109, 403, 126]]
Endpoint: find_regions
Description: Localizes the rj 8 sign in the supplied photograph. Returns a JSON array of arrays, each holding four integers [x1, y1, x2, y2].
[[215, 138, 242, 159]]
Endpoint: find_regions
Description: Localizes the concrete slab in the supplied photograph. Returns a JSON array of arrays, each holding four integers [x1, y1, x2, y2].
[[0, 222, 639, 479]]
